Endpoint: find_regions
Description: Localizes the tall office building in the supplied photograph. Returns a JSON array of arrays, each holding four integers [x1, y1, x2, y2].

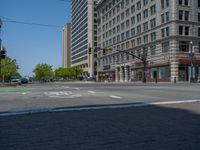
[[71, 0, 97, 77], [96, 0, 200, 82], [62, 23, 71, 68]]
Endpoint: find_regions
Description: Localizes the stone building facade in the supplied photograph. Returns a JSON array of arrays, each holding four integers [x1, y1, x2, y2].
[[96, 0, 200, 82], [71, 0, 98, 77]]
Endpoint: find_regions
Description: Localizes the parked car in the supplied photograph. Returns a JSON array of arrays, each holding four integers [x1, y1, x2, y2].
[[21, 78, 28, 84], [83, 77, 96, 81], [11, 78, 21, 85]]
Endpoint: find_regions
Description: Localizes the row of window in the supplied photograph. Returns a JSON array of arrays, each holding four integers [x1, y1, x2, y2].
[[101, 0, 156, 16], [98, 42, 170, 66], [102, 27, 170, 52]]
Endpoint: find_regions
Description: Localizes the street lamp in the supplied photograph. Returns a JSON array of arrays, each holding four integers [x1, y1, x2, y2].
[[189, 41, 194, 83]]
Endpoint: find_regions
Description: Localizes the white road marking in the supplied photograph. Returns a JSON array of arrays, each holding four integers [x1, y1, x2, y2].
[[22, 92, 26, 95], [44, 91, 81, 99], [0, 99, 200, 117], [74, 88, 80, 90], [110, 95, 122, 99], [62, 86, 70, 89], [88, 91, 96, 94]]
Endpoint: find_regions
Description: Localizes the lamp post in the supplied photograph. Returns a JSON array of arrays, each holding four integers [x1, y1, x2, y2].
[[189, 41, 194, 83], [0, 18, 2, 83]]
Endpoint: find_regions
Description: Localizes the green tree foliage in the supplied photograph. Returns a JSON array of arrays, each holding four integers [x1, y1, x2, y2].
[[55, 67, 83, 80], [33, 63, 54, 81], [1, 57, 20, 81]]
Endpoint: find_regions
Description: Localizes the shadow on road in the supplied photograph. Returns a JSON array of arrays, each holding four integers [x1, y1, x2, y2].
[[0, 103, 200, 150]]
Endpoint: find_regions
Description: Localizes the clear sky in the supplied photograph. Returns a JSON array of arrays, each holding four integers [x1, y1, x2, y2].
[[0, 0, 71, 76]]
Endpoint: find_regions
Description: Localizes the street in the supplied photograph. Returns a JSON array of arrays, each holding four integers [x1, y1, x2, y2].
[[0, 82, 200, 149]]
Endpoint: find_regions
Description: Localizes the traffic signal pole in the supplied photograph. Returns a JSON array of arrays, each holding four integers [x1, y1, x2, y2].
[[117, 50, 147, 83]]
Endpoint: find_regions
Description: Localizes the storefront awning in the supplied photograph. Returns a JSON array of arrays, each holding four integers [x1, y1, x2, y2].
[[177, 58, 200, 62]]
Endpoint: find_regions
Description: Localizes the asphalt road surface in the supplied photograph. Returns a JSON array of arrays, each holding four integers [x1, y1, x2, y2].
[[0, 82, 200, 149]]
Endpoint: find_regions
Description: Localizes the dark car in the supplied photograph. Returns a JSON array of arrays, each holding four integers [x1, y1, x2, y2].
[[21, 78, 28, 84]]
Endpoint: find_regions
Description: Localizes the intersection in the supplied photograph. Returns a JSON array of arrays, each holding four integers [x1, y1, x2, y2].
[[0, 82, 200, 150]]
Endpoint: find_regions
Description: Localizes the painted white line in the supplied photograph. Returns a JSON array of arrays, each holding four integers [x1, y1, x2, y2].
[[22, 92, 26, 95], [62, 86, 70, 89], [88, 91, 96, 94], [0, 99, 200, 117], [110, 95, 122, 99], [150, 99, 200, 105]]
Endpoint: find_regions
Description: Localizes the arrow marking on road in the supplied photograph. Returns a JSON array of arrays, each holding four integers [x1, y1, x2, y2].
[[88, 91, 96, 94], [110, 95, 122, 99]]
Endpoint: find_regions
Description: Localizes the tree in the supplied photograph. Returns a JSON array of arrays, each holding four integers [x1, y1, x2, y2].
[[54, 67, 83, 80], [0, 57, 20, 82], [33, 63, 54, 81]]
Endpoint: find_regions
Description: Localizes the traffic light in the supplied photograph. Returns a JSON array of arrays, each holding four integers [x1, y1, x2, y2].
[[0, 49, 6, 59], [88, 47, 91, 54]]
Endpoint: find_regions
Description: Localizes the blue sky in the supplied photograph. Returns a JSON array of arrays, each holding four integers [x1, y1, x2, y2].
[[0, 0, 71, 76]]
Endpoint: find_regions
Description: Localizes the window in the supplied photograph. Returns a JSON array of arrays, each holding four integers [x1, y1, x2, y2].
[[143, 22, 148, 32], [199, 28, 200, 36], [151, 32, 156, 41], [121, 22, 125, 30], [150, 18, 156, 28], [179, 0, 182, 5], [117, 15, 120, 22], [166, 12, 169, 22], [198, 13, 200, 22], [126, 30, 130, 38], [113, 18, 116, 25], [161, 28, 165, 37], [162, 41, 169, 52], [126, 0, 129, 5], [126, 8, 130, 17], [161, 0, 164, 9], [185, 26, 189, 35], [150, 45, 156, 55], [184, 0, 189, 6], [131, 39, 135, 47], [161, 14, 165, 23], [137, 1, 141, 10], [137, 25, 142, 34], [166, 27, 170, 36], [131, 5, 135, 13], [185, 11, 189, 21], [126, 19, 130, 28], [143, 0, 148, 6], [121, 12, 125, 20], [150, 5, 156, 15], [117, 25, 120, 32], [199, 42, 200, 53], [179, 26, 183, 35], [121, 32, 125, 40], [143, 9, 148, 18], [166, 0, 169, 7], [131, 16, 135, 25], [137, 13, 141, 22], [131, 28, 135, 36], [137, 37, 142, 45], [179, 10, 183, 20], [121, 1, 125, 9], [198, 0, 200, 8], [179, 41, 189, 52], [143, 35, 148, 44]]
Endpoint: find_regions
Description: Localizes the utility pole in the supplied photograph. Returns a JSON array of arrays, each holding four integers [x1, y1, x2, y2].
[[0, 18, 3, 82], [189, 41, 194, 83]]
